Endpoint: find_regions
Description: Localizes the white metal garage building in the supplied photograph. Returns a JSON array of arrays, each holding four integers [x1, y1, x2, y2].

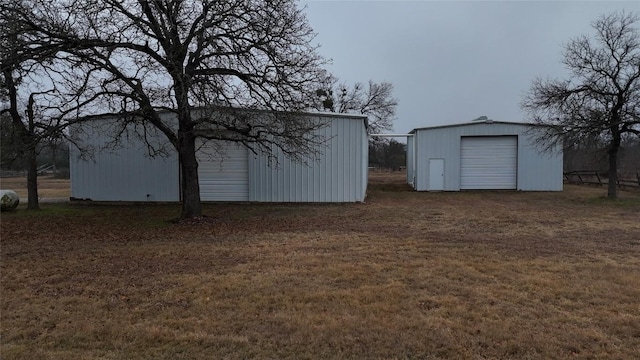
[[406, 120, 562, 191], [69, 111, 368, 202]]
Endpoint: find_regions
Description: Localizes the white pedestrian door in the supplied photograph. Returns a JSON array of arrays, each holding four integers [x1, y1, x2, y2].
[[429, 158, 445, 191]]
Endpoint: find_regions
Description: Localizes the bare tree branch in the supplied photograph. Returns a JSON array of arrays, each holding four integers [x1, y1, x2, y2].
[[316, 80, 398, 137]]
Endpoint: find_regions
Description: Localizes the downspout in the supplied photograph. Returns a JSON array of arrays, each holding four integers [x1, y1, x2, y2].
[[412, 134, 417, 188]]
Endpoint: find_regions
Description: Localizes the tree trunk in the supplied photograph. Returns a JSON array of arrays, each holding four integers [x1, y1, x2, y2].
[[52, 142, 57, 176], [26, 138, 40, 210], [172, 66, 202, 219], [607, 149, 618, 199], [178, 131, 202, 219], [607, 131, 621, 199], [26, 93, 40, 210]]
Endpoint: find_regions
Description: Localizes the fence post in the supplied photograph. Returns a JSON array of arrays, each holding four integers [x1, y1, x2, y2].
[[637, 171, 640, 187], [595, 171, 602, 186]]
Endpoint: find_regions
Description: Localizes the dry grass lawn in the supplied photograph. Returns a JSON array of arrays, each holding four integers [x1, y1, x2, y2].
[[2, 172, 640, 359], [0, 175, 71, 199]]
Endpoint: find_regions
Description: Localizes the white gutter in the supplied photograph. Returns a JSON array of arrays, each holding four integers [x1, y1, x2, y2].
[[370, 134, 414, 137]]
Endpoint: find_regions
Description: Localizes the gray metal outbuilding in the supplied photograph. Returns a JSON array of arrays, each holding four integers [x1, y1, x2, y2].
[[406, 120, 562, 191], [69, 111, 368, 202]]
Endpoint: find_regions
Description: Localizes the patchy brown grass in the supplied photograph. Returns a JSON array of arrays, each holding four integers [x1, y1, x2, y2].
[[2, 172, 640, 359], [0, 176, 70, 199]]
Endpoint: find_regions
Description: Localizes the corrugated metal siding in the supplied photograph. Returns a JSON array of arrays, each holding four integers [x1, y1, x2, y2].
[[460, 136, 518, 189], [197, 140, 249, 201], [249, 115, 368, 202], [414, 122, 562, 191], [69, 121, 179, 201], [70, 111, 369, 202], [517, 132, 563, 191]]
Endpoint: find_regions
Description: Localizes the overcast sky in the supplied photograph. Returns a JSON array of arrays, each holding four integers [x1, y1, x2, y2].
[[302, 1, 640, 133]]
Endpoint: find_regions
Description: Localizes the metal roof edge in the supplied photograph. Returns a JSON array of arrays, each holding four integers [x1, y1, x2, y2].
[[72, 106, 367, 122], [411, 120, 543, 132], [308, 111, 368, 120]]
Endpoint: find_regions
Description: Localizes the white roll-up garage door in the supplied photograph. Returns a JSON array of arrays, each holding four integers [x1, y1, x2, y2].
[[196, 140, 249, 201], [460, 136, 517, 190]]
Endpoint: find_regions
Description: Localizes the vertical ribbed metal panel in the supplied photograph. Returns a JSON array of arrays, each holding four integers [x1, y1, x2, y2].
[[517, 131, 563, 191], [414, 126, 458, 191], [69, 121, 179, 201], [249, 114, 367, 202], [197, 140, 249, 201], [414, 122, 562, 191], [70, 112, 371, 202], [406, 136, 415, 186]]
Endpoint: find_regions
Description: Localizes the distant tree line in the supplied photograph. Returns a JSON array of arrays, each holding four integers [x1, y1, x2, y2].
[[369, 139, 406, 170], [564, 136, 640, 177], [0, 114, 69, 176]]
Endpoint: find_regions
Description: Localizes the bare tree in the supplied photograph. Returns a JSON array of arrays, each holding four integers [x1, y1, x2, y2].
[[6, 0, 332, 219], [1, 14, 41, 210], [1, 14, 64, 210], [318, 80, 398, 136], [522, 11, 640, 199], [1, 74, 79, 210], [1, 6, 99, 210]]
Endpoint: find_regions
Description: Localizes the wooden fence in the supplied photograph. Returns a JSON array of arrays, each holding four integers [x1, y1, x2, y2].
[[564, 170, 640, 188]]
